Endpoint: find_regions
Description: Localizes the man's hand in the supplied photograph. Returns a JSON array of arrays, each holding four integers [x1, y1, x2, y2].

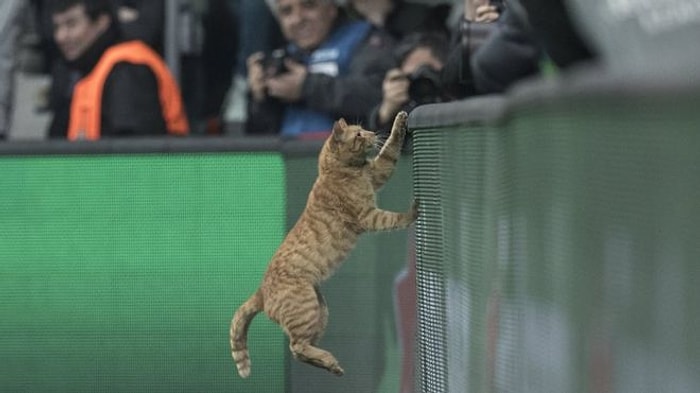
[[474, 4, 500, 22], [378, 69, 410, 125], [265, 59, 307, 103], [464, 0, 500, 22], [247, 52, 267, 102], [117, 6, 139, 23]]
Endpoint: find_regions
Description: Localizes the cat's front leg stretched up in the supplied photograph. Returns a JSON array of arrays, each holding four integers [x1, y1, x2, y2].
[[371, 111, 408, 190]]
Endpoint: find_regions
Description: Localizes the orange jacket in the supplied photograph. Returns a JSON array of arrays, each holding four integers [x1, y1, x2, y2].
[[68, 40, 189, 140]]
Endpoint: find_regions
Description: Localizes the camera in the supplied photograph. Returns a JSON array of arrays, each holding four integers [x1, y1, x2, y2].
[[261, 48, 289, 77], [408, 65, 444, 106], [490, 0, 506, 13]]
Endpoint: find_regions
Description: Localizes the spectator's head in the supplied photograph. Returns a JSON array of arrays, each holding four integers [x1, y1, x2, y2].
[[50, 0, 114, 61], [266, 0, 341, 51], [394, 32, 448, 75]]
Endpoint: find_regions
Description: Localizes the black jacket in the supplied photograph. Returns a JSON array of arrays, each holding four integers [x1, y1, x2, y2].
[[441, 0, 596, 96], [441, 10, 541, 96]]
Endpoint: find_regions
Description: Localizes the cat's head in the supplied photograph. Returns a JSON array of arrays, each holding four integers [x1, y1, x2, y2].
[[324, 118, 378, 165]]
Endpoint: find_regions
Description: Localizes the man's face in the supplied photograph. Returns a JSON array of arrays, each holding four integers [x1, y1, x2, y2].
[[52, 4, 110, 61], [273, 0, 338, 51]]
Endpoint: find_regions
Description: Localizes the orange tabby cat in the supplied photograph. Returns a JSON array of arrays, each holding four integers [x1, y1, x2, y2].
[[230, 111, 417, 378]]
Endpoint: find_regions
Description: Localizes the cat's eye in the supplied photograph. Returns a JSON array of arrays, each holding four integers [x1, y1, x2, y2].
[[357, 132, 362, 137]]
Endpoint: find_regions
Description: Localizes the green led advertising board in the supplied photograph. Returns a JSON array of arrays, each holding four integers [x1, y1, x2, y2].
[[0, 153, 286, 392]]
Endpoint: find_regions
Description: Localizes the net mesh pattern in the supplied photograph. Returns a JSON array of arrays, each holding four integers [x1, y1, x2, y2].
[[412, 88, 700, 393]]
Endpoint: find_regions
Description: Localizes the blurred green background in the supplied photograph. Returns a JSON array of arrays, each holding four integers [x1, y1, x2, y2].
[[0, 153, 286, 392]]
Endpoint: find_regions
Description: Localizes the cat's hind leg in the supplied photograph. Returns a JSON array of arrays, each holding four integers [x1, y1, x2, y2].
[[311, 285, 329, 345], [290, 340, 344, 376], [276, 285, 343, 376]]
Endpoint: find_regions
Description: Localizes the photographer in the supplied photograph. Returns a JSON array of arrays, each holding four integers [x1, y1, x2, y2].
[[368, 32, 451, 139], [244, 0, 394, 138]]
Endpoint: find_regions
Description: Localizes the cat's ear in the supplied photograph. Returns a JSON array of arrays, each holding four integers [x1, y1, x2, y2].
[[332, 118, 347, 140]]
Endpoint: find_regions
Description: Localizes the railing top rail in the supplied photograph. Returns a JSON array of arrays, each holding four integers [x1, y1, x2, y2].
[[410, 64, 700, 132]]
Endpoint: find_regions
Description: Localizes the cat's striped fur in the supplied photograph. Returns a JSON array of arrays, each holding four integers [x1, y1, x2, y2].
[[230, 111, 417, 378]]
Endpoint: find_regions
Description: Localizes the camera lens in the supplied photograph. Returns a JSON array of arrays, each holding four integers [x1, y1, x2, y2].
[[408, 65, 443, 105]]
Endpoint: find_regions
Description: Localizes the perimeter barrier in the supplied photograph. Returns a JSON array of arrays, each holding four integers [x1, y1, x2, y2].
[[411, 69, 700, 393]]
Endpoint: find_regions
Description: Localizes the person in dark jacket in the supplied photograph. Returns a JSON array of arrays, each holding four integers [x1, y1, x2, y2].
[[368, 32, 452, 139], [47, 0, 188, 139], [244, 0, 394, 138], [442, 0, 596, 96]]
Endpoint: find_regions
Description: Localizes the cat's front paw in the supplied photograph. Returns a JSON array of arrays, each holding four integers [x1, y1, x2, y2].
[[391, 111, 408, 138]]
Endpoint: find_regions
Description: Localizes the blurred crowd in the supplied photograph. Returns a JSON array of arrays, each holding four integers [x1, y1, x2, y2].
[[0, 0, 596, 141]]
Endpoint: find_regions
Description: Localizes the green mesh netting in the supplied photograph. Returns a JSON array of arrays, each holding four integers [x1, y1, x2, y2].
[[412, 82, 700, 393]]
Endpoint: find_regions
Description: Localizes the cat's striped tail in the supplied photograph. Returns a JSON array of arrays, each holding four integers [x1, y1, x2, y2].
[[230, 289, 263, 378]]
